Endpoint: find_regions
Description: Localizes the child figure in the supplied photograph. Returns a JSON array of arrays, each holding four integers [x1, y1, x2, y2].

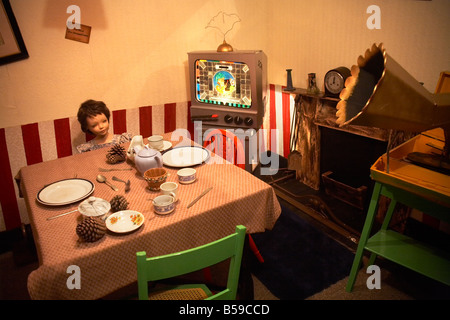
[[76, 99, 132, 153]]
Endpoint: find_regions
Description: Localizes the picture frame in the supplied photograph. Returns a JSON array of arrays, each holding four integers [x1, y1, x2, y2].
[[0, 0, 28, 66]]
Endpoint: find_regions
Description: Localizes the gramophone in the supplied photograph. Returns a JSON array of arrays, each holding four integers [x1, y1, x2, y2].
[[336, 43, 450, 173]]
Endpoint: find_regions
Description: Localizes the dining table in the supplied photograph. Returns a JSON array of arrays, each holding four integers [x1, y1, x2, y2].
[[19, 131, 282, 300]]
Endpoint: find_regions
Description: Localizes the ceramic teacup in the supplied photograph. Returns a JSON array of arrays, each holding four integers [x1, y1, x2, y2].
[[152, 194, 175, 215], [177, 168, 196, 184], [148, 135, 164, 150], [143, 168, 167, 191], [160, 182, 178, 202]]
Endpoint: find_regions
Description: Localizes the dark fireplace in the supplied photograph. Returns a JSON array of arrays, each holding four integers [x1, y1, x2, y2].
[[319, 126, 387, 209], [320, 126, 387, 188], [255, 89, 395, 248]]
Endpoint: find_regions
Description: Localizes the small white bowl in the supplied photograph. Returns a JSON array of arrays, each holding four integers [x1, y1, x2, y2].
[[177, 168, 196, 184], [153, 195, 175, 215]]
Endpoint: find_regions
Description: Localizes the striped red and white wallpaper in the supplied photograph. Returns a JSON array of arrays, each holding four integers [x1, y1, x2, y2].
[[0, 85, 295, 231]]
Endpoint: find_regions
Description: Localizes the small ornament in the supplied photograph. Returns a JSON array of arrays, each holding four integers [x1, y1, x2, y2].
[[284, 69, 296, 91], [106, 144, 127, 164], [110, 195, 129, 212], [76, 217, 107, 242], [307, 73, 320, 94]]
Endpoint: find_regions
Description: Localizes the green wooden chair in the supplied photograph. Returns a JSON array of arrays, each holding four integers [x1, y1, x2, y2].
[[136, 225, 247, 300]]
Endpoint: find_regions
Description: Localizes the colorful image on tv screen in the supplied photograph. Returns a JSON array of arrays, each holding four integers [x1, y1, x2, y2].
[[214, 71, 236, 96], [195, 59, 251, 108]]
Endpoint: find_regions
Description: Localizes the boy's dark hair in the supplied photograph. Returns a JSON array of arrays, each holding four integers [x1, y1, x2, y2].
[[77, 100, 110, 134]]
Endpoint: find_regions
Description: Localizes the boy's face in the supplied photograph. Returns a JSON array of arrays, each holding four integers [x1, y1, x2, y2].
[[86, 113, 110, 137]]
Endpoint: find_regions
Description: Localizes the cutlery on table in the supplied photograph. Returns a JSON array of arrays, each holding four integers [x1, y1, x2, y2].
[[88, 197, 100, 215], [187, 187, 213, 209], [47, 209, 78, 221], [99, 168, 133, 172], [112, 176, 131, 192], [96, 175, 118, 191]]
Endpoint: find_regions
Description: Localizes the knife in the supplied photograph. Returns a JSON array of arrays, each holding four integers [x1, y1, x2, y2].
[[187, 187, 213, 209], [47, 209, 78, 220]]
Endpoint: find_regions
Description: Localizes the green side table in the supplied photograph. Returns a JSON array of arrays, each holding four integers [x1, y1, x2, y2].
[[346, 181, 450, 292]]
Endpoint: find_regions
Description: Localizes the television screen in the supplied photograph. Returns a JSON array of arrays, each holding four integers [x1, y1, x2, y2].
[[195, 59, 252, 108]]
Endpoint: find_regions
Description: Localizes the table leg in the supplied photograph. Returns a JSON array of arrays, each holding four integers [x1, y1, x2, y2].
[[346, 182, 382, 292]]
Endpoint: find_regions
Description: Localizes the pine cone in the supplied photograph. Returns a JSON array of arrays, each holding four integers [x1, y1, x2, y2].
[[110, 195, 128, 212], [76, 217, 107, 242], [106, 144, 126, 164]]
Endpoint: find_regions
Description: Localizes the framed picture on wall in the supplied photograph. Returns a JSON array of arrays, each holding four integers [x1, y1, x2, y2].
[[0, 0, 28, 66]]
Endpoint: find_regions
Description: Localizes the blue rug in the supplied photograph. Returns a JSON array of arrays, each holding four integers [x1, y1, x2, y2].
[[250, 204, 355, 299]]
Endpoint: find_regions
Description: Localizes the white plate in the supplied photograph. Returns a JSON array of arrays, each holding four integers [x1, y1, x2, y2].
[[106, 210, 145, 233], [162, 146, 210, 167], [78, 197, 111, 217], [147, 140, 172, 152], [37, 178, 95, 206]]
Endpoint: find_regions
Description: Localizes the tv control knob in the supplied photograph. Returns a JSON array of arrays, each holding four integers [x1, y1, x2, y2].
[[224, 115, 233, 123], [244, 117, 254, 126], [234, 116, 243, 125]]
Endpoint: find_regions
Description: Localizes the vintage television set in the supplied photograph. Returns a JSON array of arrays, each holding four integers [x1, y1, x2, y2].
[[188, 50, 267, 130]]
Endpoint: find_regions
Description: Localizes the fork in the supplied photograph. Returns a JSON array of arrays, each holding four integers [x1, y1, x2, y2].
[[99, 168, 132, 172], [112, 176, 131, 192]]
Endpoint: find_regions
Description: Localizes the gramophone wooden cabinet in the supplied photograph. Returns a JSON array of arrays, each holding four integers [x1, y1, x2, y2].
[[346, 129, 450, 291]]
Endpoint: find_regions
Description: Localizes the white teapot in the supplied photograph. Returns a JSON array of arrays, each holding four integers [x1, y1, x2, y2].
[[134, 145, 163, 174], [127, 135, 145, 162]]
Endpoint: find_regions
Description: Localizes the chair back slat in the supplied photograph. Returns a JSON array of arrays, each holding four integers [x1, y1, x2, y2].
[[137, 225, 246, 300], [203, 129, 246, 169]]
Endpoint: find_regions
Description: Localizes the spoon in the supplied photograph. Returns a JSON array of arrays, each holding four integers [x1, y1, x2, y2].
[[96, 175, 118, 191], [88, 197, 100, 215], [112, 176, 131, 192]]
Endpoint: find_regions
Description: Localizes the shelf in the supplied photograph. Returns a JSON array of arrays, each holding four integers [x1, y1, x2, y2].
[[283, 87, 340, 101], [366, 230, 450, 285]]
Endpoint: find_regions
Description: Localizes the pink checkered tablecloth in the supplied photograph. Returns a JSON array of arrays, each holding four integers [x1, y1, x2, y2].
[[20, 133, 281, 300]]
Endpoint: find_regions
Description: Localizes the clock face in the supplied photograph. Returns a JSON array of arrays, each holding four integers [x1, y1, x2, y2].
[[325, 71, 344, 94]]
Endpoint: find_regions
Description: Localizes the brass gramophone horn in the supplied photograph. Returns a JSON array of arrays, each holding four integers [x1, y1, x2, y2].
[[336, 43, 450, 133]]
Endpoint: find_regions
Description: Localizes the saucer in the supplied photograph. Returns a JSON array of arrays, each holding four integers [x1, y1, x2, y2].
[[105, 210, 144, 233], [147, 140, 172, 152]]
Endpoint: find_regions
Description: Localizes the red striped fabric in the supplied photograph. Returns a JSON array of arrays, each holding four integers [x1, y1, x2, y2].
[[0, 128, 21, 230], [281, 85, 291, 158], [269, 84, 277, 153], [54, 118, 73, 158], [112, 109, 127, 134], [187, 101, 194, 139], [139, 106, 153, 138], [22, 123, 43, 165], [259, 122, 266, 154], [85, 132, 95, 142], [164, 103, 177, 133]]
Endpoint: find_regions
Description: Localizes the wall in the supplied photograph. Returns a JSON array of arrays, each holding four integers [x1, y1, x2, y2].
[[1, 0, 449, 129], [266, 0, 450, 92]]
